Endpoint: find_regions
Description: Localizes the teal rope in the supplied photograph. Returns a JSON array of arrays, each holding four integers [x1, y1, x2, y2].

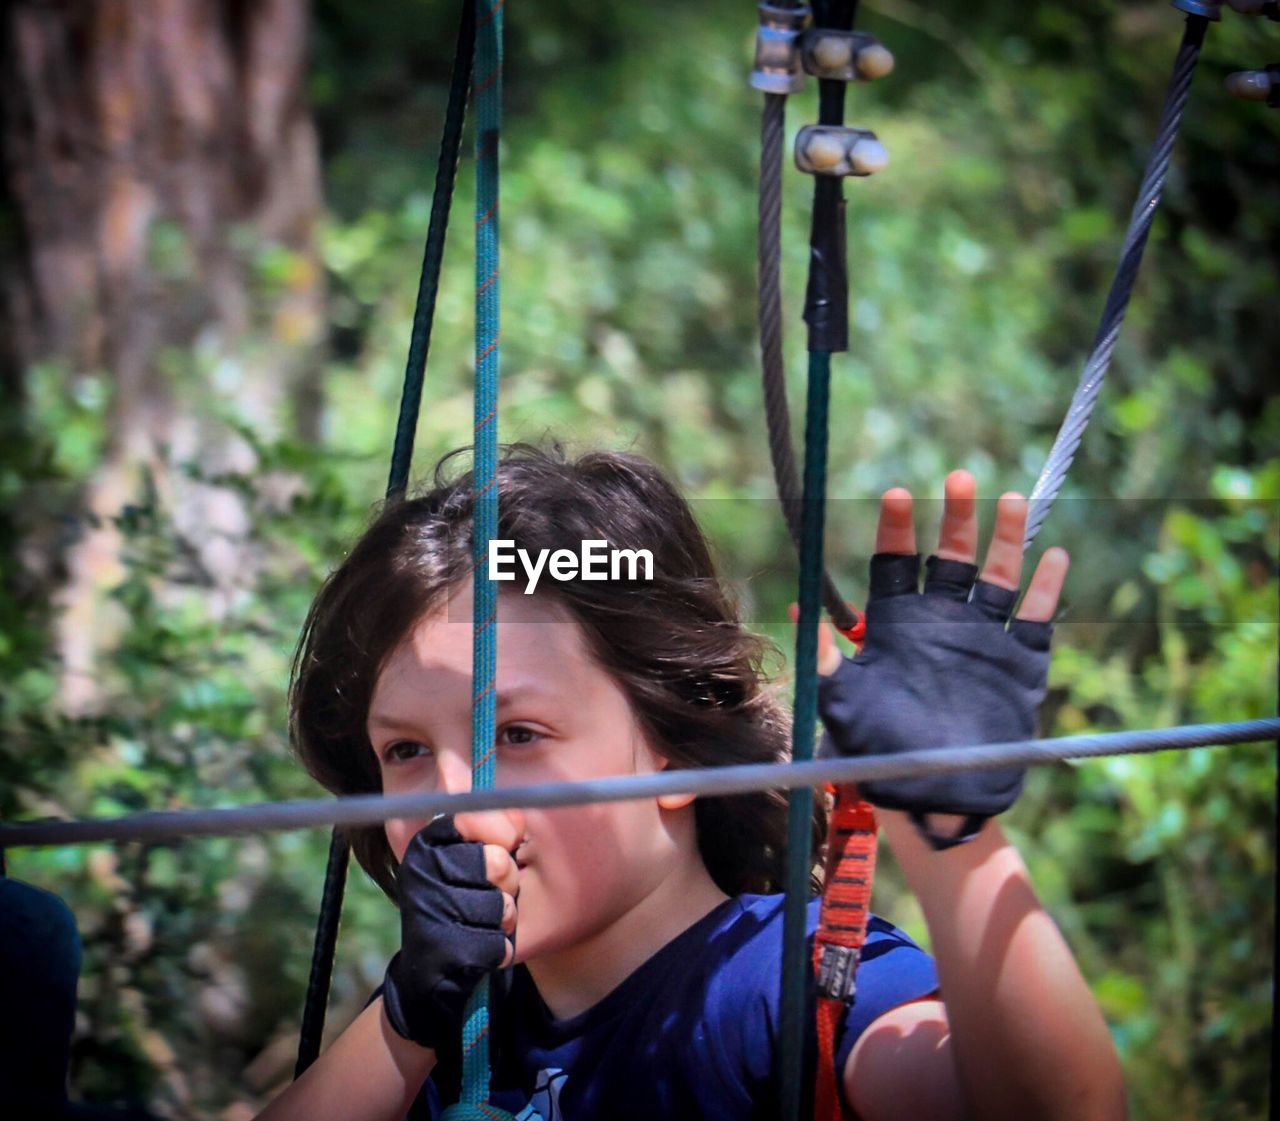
[[779, 350, 834, 1121], [444, 1, 511, 1118]]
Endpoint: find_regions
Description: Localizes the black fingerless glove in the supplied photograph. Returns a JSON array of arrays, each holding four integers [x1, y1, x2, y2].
[[381, 814, 511, 1050], [817, 553, 1053, 848]]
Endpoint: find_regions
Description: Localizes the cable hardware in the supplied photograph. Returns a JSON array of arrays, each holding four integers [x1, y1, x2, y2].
[[751, 3, 811, 94], [800, 29, 894, 82], [1173, 0, 1223, 18], [794, 124, 888, 177], [814, 942, 860, 1001], [1226, 64, 1280, 103]]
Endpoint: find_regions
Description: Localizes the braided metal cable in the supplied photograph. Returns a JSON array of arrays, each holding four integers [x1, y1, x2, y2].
[[759, 93, 859, 634], [1025, 14, 1209, 547], [1, 719, 1275, 849]]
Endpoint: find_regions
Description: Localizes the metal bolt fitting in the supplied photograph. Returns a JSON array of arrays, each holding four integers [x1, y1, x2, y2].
[[815, 943, 860, 1001], [1225, 64, 1280, 105], [1170, 0, 1223, 19], [795, 125, 889, 177], [801, 30, 895, 82], [750, 3, 810, 95]]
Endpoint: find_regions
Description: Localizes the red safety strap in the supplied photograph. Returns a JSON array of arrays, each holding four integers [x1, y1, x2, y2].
[[813, 606, 876, 1121]]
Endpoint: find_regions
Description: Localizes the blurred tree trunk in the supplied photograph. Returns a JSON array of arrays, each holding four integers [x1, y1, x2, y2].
[[0, 0, 324, 713]]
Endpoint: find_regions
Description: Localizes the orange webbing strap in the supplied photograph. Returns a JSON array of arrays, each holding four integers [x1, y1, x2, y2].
[[812, 784, 878, 1121]]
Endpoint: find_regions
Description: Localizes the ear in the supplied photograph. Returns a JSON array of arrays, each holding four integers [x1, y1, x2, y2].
[[647, 753, 696, 811]]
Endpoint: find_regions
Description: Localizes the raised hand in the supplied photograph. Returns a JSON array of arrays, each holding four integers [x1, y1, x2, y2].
[[815, 471, 1069, 848]]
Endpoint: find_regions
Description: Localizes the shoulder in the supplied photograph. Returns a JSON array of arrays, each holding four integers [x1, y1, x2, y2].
[[709, 894, 937, 1003], [707, 893, 939, 1049]]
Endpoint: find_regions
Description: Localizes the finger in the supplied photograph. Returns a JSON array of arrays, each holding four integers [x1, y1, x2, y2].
[[788, 603, 842, 676], [454, 809, 523, 852], [816, 617, 840, 675], [483, 844, 520, 896], [499, 891, 517, 935], [874, 487, 915, 555], [502, 936, 515, 969], [978, 492, 1029, 591], [1016, 547, 1069, 622], [936, 470, 978, 563]]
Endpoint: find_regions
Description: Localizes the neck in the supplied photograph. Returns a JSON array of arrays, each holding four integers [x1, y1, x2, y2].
[[526, 858, 730, 1021]]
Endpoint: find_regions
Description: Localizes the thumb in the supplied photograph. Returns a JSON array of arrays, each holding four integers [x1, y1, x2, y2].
[[788, 603, 842, 677]]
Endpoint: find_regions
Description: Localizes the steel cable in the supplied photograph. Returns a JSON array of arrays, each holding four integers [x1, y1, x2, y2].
[[2, 719, 1274, 849], [1025, 14, 1208, 547], [759, 93, 860, 635]]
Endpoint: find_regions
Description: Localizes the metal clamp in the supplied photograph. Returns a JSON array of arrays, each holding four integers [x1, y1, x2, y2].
[[1226, 63, 1280, 104], [801, 29, 895, 82], [794, 124, 888, 177], [815, 942, 860, 1002], [750, 3, 810, 94], [1171, 0, 1223, 18]]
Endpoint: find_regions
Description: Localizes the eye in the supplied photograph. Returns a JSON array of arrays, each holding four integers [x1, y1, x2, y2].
[[383, 740, 432, 764], [499, 724, 543, 748]]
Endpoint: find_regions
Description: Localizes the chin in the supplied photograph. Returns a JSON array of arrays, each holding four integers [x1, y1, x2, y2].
[[512, 927, 546, 966], [511, 914, 578, 967]]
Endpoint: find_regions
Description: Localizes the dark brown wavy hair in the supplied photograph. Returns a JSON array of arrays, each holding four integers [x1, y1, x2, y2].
[[289, 443, 826, 901]]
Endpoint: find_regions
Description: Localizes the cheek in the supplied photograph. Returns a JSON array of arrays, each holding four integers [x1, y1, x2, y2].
[[385, 817, 428, 864], [528, 803, 651, 894]]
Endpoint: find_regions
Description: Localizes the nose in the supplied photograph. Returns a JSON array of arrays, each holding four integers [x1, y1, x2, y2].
[[387, 745, 476, 864], [435, 747, 474, 797]]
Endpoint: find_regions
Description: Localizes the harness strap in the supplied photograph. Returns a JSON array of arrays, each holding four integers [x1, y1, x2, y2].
[[813, 786, 878, 1121]]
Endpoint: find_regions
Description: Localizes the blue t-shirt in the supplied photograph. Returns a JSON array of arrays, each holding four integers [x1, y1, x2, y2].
[[415, 893, 938, 1120]]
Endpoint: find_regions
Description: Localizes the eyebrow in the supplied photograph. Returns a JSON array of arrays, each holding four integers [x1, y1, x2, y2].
[[367, 682, 559, 732]]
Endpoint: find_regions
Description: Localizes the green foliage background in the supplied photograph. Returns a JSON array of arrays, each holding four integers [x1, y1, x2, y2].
[[2, 0, 1276, 1117]]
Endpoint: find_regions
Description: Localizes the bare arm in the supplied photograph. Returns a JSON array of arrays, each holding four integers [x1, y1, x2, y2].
[[824, 477, 1126, 1120], [844, 810, 1127, 1121], [257, 812, 521, 1120], [255, 997, 435, 1121]]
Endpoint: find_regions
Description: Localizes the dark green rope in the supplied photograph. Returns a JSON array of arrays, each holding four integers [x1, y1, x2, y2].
[[778, 1, 858, 1114], [779, 350, 835, 1121], [387, 0, 478, 501], [296, 0, 477, 1080]]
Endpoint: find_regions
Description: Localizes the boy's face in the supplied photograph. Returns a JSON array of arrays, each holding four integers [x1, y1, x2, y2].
[[368, 583, 691, 966]]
